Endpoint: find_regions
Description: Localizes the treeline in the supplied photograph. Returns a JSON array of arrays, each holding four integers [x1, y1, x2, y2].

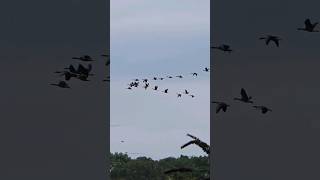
[[110, 152, 209, 180]]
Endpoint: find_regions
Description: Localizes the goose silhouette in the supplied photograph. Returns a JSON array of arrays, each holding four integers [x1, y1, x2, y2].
[[211, 44, 233, 52], [72, 55, 94, 61], [298, 19, 319, 32], [234, 88, 253, 103], [259, 35, 281, 47], [181, 134, 210, 155], [211, 101, 230, 113], [253, 105, 272, 114]]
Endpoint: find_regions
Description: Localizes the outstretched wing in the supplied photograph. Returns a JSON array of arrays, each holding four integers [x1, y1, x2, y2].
[[181, 140, 196, 149], [216, 104, 223, 113], [240, 88, 249, 99]]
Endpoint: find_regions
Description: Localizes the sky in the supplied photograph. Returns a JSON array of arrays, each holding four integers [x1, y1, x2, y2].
[[212, 0, 320, 179], [0, 0, 108, 179], [110, 0, 210, 160]]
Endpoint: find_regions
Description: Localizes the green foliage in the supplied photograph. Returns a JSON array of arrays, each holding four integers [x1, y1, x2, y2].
[[110, 153, 210, 180]]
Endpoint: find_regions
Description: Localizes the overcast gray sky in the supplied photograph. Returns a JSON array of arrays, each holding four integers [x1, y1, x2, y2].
[[110, 0, 210, 160], [212, 0, 320, 179]]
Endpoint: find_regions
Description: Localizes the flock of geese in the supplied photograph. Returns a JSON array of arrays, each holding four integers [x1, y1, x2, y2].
[[125, 67, 210, 99], [50, 54, 110, 88], [211, 18, 320, 115]]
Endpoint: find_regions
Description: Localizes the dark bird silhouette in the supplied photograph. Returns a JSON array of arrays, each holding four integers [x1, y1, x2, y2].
[[153, 77, 157, 80], [177, 93, 182, 98], [159, 77, 165, 80], [189, 95, 195, 98], [181, 134, 210, 155], [132, 79, 139, 81], [253, 105, 272, 114], [203, 67, 210, 72], [164, 168, 193, 175], [191, 72, 198, 76], [176, 75, 183, 78], [153, 86, 158, 90], [234, 88, 253, 103], [142, 79, 148, 83], [167, 76, 173, 79], [72, 55, 94, 61], [50, 81, 70, 88], [133, 82, 139, 87], [298, 18, 319, 32], [212, 101, 230, 113], [211, 44, 233, 52], [77, 64, 93, 76], [163, 89, 169, 93], [143, 83, 149, 90], [126, 87, 132, 90], [259, 35, 281, 47], [63, 65, 78, 74], [184, 90, 189, 94], [59, 71, 77, 81], [120, 140, 124, 143]]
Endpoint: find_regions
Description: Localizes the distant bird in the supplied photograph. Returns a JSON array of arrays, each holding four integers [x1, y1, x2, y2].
[[143, 83, 149, 90], [153, 77, 157, 80], [234, 88, 253, 103], [164, 168, 193, 175], [176, 75, 183, 78], [127, 87, 132, 90], [133, 82, 139, 87], [159, 77, 165, 80], [184, 90, 189, 94], [77, 74, 90, 81], [167, 76, 173, 79], [253, 105, 272, 114], [63, 65, 78, 74], [177, 93, 182, 98], [142, 79, 148, 83], [259, 35, 281, 47], [133, 79, 139, 81], [77, 64, 93, 76], [163, 89, 169, 93], [189, 95, 195, 98], [59, 71, 77, 81], [212, 101, 230, 113], [120, 140, 124, 143], [298, 18, 319, 32], [181, 134, 210, 155], [191, 72, 198, 76], [153, 86, 158, 90], [72, 55, 94, 61], [50, 81, 70, 88], [203, 67, 210, 72], [211, 44, 233, 52]]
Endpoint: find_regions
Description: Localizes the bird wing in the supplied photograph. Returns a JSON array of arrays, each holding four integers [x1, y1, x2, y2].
[[266, 38, 271, 45], [241, 88, 249, 99], [305, 19, 312, 27], [274, 39, 279, 47], [181, 140, 196, 149], [216, 104, 223, 113], [186, 133, 198, 140]]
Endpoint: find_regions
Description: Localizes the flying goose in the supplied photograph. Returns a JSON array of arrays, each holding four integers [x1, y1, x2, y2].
[[211, 101, 230, 113], [234, 88, 253, 103], [72, 55, 94, 61], [211, 44, 233, 52], [181, 134, 210, 155], [259, 35, 281, 47], [298, 18, 319, 32], [50, 81, 70, 88], [253, 105, 272, 114]]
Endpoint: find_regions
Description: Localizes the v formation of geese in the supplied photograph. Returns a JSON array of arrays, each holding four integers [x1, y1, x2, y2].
[[125, 67, 210, 99], [50, 54, 110, 88]]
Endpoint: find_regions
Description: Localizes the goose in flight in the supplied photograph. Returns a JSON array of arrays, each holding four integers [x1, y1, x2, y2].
[[163, 89, 169, 93], [184, 90, 189, 94], [153, 77, 157, 80], [63, 65, 78, 74], [234, 88, 253, 103], [298, 19, 319, 32], [203, 67, 210, 72], [181, 134, 210, 155], [189, 95, 195, 98], [159, 77, 165, 80], [143, 83, 149, 90], [72, 55, 94, 61], [77, 64, 93, 76], [167, 76, 173, 79], [259, 35, 281, 47], [132, 79, 139, 82], [191, 72, 198, 76], [142, 79, 148, 83], [153, 86, 158, 90], [212, 101, 230, 113], [126, 87, 132, 90], [59, 71, 77, 81], [164, 168, 193, 175], [253, 105, 272, 114], [50, 81, 70, 88], [177, 93, 182, 98], [176, 75, 183, 78], [211, 44, 233, 52]]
